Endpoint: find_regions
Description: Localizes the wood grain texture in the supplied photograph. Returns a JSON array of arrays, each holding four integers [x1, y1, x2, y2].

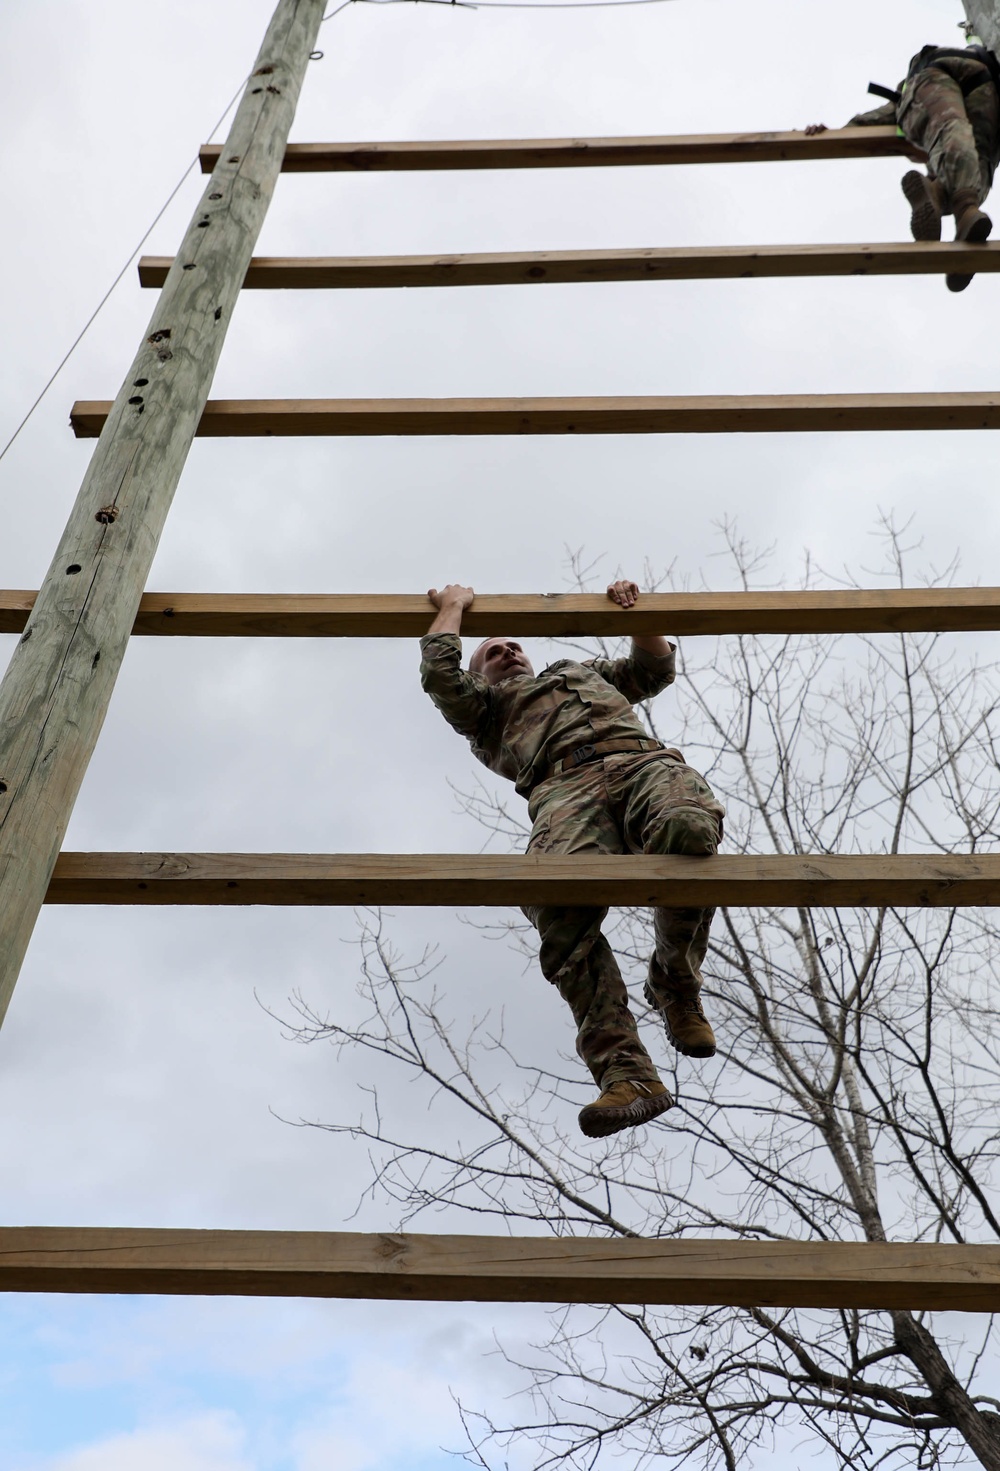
[[199, 127, 917, 173], [69, 393, 1000, 439], [7, 589, 1000, 638], [139, 242, 1000, 290], [1, 1227, 997, 1311], [0, 0, 327, 1029], [44, 853, 1000, 907]]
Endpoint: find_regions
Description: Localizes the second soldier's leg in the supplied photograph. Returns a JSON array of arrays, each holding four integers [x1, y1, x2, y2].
[[964, 78, 1000, 202], [523, 765, 662, 1091], [898, 67, 987, 206], [899, 64, 993, 292]]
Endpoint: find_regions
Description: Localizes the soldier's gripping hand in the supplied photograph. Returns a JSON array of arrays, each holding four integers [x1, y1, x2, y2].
[[607, 579, 674, 658], [426, 583, 475, 635], [804, 123, 828, 135], [428, 583, 475, 611], [607, 578, 640, 609]]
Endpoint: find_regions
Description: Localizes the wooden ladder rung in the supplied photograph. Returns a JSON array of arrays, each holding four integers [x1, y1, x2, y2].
[[44, 853, 1000, 907], [6, 589, 1000, 638], [139, 242, 1000, 290], [0, 1226, 995, 1310], [70, 393, 1000, 439], [199, 127, 916, 174]]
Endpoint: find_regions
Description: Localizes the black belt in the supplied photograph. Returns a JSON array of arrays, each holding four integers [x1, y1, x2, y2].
[[868, 81, 902, 105], [534, 737, 667, 789]]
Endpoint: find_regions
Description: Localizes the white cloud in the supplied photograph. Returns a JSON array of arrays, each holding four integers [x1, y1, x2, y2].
[[27, 1413, 252, 1471], [291, 1356, 495, 1471]]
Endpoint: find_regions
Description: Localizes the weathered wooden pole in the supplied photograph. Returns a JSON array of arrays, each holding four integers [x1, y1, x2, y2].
[[963, 1, 1000, 53], [0, 0, 326, 1028]]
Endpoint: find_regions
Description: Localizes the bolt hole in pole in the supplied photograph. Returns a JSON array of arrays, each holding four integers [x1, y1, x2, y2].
[[65, 565, 81, 575], [0, 782, 7, 794], [209, 193, 223, 200], [133, 378, 148, 387]]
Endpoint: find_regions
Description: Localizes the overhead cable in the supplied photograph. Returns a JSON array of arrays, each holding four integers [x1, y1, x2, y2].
[[332, 0, 680, 14], [0, 11, 349, 471], [2, 0, 672, 470], [0, 87, 245, 469]]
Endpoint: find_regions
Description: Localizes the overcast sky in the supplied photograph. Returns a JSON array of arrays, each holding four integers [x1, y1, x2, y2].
[[0, 1, 996, 1468]]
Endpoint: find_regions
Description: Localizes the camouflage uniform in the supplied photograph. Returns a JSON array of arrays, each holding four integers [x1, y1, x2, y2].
[[420, 633, 725, 1089], [851, 47, 1000, 207]]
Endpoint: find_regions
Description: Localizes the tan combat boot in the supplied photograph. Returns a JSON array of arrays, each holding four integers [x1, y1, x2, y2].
[[947, 188, 993, 292], [901, 170, 944, 241], [644, 957, 717, 1059], [577, 1078, 673, 1139]]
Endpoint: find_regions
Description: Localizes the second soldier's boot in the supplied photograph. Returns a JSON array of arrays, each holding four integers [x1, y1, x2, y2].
[[901, 170, 944, 241], [947, 188, 993, 291], [644, 955, 717, 1059], [578, 1078, 673, 1138]]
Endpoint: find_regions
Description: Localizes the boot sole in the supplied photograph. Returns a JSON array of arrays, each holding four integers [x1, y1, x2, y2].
[[947, 211, 992, 290], [578, 1088, 674, 1139], [901, 170, 942, 241], [643, 980, 718, 1059]]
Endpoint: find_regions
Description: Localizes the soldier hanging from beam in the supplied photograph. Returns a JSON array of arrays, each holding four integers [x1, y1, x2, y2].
[[807, 21, 1000, 291], [420, 579, 724, 1141]]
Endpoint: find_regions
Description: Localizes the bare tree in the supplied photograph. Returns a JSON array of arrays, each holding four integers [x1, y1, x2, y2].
[[277, 521, 1000, 1470]]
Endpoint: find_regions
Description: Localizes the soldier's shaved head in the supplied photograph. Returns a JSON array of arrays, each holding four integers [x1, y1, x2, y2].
[[470, 636, 534, 686]]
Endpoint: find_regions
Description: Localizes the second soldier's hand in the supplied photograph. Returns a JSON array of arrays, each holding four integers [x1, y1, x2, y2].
[[427, 582, 475, 635]]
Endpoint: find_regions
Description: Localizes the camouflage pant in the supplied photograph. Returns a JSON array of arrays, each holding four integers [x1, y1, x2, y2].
[[522, 750, 724, 1090], [899, 59, 1000, 205]]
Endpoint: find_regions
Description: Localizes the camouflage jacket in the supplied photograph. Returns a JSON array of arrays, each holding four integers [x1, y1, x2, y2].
[[847, 44, 998, 125], [420, 632, 676, 797]]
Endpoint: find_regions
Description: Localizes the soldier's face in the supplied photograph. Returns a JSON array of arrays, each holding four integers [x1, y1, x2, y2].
[[472, 637, 534, 685]]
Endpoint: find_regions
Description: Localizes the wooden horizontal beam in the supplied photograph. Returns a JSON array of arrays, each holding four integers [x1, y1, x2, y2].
[[43, 853, 1000, 908], [1, 1227, 997, 1311], [139, 242, 1000, 291], [69, 393, 1000, 439], [6, 589, 1000, 640], [199, 127, 916, 174]]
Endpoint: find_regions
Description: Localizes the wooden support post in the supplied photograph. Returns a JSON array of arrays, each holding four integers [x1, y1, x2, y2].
[[0, 0, 326, 1031], [1, 1227, 999, 1311], [963, 2, 1000, 53], [7, 588, 1000, 638], [41, 852, 1000, 908], [198, 126, 917, 173]]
